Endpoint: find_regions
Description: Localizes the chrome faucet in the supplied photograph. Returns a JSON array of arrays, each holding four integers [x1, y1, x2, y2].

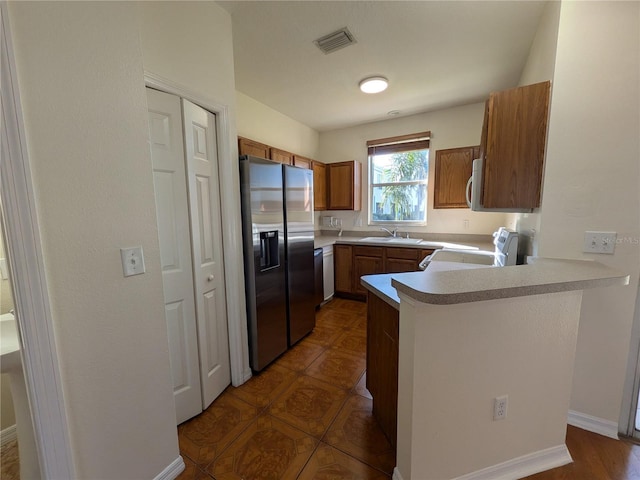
[[380, 227, 398, 237]]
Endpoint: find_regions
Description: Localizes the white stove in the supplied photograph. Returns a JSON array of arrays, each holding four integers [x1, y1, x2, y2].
[[419, 227, 519, 269]]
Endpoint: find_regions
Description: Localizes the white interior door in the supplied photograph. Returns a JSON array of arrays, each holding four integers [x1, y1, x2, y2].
[[146, 88, 202, 424], [182, 99, 231, 409]]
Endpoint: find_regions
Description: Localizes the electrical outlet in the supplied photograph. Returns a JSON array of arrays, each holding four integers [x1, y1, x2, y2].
[[583, 231, 617, 254], [493, 395, 508, 421]]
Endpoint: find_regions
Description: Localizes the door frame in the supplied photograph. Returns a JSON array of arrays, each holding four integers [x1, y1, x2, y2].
[[144, 72, 251, 387], [619, 281, 640, 437], [0, 4, 75, 477]]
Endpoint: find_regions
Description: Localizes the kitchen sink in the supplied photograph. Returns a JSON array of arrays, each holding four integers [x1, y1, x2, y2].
[[358, 237, 423, 245]]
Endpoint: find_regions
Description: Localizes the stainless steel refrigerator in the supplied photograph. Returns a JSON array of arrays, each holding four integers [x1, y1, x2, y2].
[[239, 156, 316, 371]]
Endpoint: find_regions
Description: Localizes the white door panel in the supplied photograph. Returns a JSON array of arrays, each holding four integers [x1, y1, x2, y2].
[[146, 88, 202, 424], [182, 99, 231, 409]]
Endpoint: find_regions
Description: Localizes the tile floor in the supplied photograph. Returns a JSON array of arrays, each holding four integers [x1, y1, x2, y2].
[[177, 298, 395, 480]]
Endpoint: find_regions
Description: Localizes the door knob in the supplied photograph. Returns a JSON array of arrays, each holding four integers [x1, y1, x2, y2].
[[207, 275, 214, 282]]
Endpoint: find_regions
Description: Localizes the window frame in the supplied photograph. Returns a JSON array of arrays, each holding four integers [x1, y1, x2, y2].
[[367, 132, 430, 226]]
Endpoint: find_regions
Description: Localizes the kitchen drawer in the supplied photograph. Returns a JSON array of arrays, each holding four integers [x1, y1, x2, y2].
[[386, 247, 419, 260], [354, 246, 384, 257]]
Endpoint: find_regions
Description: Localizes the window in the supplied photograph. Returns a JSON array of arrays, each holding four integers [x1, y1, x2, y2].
[[368, 131, 430, 225]]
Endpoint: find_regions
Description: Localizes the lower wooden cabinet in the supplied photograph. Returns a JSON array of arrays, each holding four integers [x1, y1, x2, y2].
[[334, 244, 434, 297], [366, 292, 399, 447], [334, 244, 353, 294], [353, 246, 384, 295], [385, 247, 420, 273]]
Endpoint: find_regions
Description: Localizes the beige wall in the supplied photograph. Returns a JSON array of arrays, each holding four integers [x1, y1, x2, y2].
[[513, 0, 561, 258], [236, 91, 320, 159], [397, 291, 582, 478], [8, 2, 179, 477], [317, 103, 512, 235], [537, 1, 640, 424]]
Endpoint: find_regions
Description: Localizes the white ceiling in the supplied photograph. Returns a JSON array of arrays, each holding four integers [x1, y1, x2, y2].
[[220, 1, 547, 132]]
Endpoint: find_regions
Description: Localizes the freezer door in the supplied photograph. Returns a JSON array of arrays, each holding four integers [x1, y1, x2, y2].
[[284, 166, 316, 345]]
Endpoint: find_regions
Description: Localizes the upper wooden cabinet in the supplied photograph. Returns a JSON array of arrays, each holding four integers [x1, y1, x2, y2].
[[433, 146, 479, 209], [238, 137, 269, 159], [292, 155, 313, 170], [269, 147, 293, 165], [313, 160, 327, 211], [327, 160, 362, 211], [480, 81, 551, 210]]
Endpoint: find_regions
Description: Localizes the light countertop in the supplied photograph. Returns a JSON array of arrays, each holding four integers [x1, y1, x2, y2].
[[361, 258, 629, 308], [314, 234, 492, 251]]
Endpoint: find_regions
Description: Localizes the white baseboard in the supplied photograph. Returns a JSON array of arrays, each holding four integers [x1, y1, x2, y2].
[[392, 466, 404, 480], [568, 410, 619, 440], [453, 445, 572, 480], [0, 424, 16, 446], [153, 456, 185, 480]]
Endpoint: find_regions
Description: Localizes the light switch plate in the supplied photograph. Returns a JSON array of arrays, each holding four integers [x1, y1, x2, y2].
[[583, 231, 617, 254], [120, 246, 146, 277]]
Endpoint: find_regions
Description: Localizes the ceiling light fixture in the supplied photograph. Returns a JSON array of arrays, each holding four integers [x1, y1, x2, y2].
[[359, 76, 388, 94]]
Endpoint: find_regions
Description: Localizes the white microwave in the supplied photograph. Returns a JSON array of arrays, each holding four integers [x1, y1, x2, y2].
[[466, 158, 533, 213]]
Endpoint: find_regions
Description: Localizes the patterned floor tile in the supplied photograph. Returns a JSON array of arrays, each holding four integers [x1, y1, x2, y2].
[[332, 329, 367, 357], [316, 309, 358, 329], [176, 456, 214, 479], [323, 395, 396, 475], [269, 375, 348, 438], [304, 322, 344, 347], [354, 371, 373, 400], [275, 340, 326, 372], [0, 438, 19, 480], [178, 391, 257, 467], [227, 363, 297, 410], [349, 314, 368, 333], [298, 443, 390, 480], [206, 414, 318, 480], [305, 348, 366, 390], [324, 298, 367, 315]]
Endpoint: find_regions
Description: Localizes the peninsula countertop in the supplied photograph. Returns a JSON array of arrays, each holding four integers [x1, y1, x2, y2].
[[361, 258, 629, 307]]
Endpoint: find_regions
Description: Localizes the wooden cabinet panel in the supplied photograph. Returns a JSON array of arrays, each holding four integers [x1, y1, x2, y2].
[[238, 137, 269, 159], [313, 161, 327, 211], [353, 246, 383, 258], [481, 81, 550, 209], [433, 146, 477, 208], [334, 244, 353, 294], [366, 292, 399, 447], [385, 258, 418, 273], [353, 255, 384, 295], [386, 247, 419, 260], [385, 247, 419, 273], [327, 161, 362, 211], [419, 249, 435, 260], [269, 147, 293, 165], [292, 155, 313, 170]]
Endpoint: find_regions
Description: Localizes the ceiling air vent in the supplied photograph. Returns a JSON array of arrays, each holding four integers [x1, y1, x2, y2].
[[314, 28, 356, 54]]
